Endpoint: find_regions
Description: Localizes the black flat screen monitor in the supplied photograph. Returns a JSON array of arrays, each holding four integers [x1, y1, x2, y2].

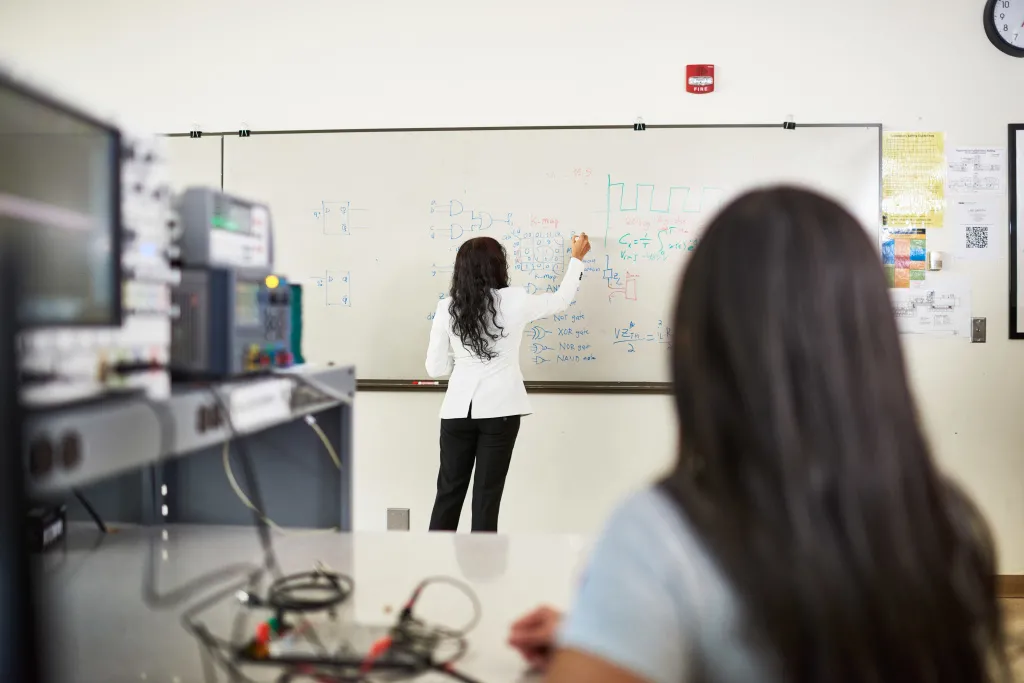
[[0, 74, 121, 328]]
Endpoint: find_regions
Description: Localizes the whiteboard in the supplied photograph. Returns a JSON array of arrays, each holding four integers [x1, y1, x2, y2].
[[210, 125, 881, 383]]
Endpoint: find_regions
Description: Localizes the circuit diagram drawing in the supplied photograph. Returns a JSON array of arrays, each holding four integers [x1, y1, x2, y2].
[[889, 284, 970, 338], [892, 290, 955, 319], [314, 201, 370, 235], [429, 198, 514, 240], [527, 325, 552, 340], [308, 270, 351, 307], [602, 255, 638, 301]]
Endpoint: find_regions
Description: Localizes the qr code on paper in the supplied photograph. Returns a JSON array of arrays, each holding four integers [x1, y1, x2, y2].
[[965, 225, 989, 249]]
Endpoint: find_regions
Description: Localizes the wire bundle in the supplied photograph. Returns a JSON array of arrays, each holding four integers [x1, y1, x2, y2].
[[194, 570, 486, 683], [146, 380, 484, 682]]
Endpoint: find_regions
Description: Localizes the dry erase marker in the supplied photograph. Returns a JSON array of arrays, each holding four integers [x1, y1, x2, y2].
[[413, 381, 440, 386]]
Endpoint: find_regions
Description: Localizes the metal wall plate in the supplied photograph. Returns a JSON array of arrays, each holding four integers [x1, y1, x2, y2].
[[387, 508, 410, 531], [972, 317, 987, 343]]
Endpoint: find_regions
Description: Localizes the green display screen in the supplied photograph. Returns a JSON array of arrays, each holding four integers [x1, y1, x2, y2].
[[211, 202, 252, 234]]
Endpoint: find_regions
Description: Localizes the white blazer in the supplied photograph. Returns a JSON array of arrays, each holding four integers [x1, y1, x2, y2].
[[425, 257, 585, 419]]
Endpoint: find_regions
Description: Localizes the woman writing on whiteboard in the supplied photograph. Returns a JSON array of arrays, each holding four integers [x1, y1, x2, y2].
[[425, 233, 591, 532], [507, 188, 1007, 683]]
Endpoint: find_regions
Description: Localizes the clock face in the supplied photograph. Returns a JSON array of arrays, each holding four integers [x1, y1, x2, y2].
[[989, 0, 1024, 54]]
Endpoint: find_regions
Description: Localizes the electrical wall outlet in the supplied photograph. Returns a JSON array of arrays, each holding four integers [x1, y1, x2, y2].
[[972, 318, 986, 343], [387, 508, 410, 531]]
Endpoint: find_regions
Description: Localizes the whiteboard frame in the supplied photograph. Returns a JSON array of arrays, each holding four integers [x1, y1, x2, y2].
[[166, 122, 883, 393], [1010, 124, 1024, 339]]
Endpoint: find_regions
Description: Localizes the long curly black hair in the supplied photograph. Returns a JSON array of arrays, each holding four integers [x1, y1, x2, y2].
[[448, 237, 510, 361]]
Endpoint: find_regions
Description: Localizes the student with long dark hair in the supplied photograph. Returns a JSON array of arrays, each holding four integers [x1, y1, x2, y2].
[[425, 233, 591, 532], [508, 188, 1007, 683]]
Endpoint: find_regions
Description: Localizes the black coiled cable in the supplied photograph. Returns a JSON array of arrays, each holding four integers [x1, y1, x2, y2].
[[266, 569, 354, 614]]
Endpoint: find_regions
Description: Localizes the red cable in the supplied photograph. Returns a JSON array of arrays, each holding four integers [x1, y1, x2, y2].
[[359, 635, 394, 675]]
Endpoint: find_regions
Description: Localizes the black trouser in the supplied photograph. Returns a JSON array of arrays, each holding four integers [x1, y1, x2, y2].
[[428, 412, 521, 533]]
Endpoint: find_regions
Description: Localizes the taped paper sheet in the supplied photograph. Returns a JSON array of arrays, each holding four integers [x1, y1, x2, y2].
[[950, 198, 1002, 262], [890, 276, 971, 339], [947, 147, 1005, 195]]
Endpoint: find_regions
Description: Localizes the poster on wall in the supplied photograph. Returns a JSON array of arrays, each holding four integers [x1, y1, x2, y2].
[[881, 227, 927, 288], [882, 132, 946, 230], [1010, 126, 1024, 338]]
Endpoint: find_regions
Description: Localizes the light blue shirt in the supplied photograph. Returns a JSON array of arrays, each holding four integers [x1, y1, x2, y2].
[[559, 488, 775, 683]]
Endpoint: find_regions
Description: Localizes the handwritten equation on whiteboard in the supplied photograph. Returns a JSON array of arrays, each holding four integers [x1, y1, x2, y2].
[[307, 174, 726, 373], [613, 320, 673, 354]]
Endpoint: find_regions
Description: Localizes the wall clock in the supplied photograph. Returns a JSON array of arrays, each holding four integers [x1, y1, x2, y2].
[[985, 0, 1024, 57]]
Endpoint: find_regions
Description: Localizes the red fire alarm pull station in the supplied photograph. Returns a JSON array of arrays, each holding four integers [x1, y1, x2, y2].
[[686, 65, 715, 94]]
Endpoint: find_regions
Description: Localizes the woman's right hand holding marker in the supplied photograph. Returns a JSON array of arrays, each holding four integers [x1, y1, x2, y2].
[[571, 232, 591, 260]]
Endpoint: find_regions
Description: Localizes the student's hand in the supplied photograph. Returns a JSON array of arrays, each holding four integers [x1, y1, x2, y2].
[[571, 233, 591, 260], [508, 605, 563, 671]]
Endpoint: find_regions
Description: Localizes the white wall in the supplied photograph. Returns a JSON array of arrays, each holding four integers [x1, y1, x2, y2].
[[3, 0, 1024, 570]]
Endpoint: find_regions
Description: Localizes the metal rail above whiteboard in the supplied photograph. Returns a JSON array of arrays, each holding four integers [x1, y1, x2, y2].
[[166, 122, 883, 137]]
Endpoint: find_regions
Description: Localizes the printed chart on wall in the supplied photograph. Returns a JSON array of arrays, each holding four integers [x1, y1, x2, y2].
[[882, 132, 945, 230], [890, 278, 971, 339], [881, 228, 927, 289], [216, 125, 881, 383]]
